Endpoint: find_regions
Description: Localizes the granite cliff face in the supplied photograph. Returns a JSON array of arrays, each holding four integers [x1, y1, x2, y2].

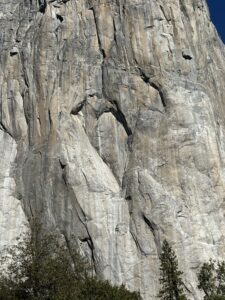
[[1, 0, 225, 298]]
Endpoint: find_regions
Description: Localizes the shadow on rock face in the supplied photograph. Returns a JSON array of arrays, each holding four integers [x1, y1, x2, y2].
[[39, 0, 46, 13]]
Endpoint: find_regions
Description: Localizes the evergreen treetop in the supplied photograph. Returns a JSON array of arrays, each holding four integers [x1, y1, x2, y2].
[[158, 240, 187, 300], [198, 260, 225, 300], [0, 218, 141, 300]]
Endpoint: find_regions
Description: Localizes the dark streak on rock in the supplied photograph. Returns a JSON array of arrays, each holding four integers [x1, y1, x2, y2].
[[99, 102, 132, 137], [149, 81, 167, 108], [59, 159, 66, 169], [10, 51, 18, 57], [109, 102, 132, 136], [59, 159, 68, 186], [159, 5, 171, 22], [0, 122, 14, 139], [139, 68, 150, 83], [130, 229, 147, 256], [182, 53, 192, 60], [138, 68, 167, 107], [142, 214, 161, 255], [56, 14, 64, 22], [89, 7, 105, 58], [71, 101, 85, 115], [48, 109, 52, 127], [39, 0, 47, 13]]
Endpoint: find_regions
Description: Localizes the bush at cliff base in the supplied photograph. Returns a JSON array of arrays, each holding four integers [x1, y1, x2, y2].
[[0, 221, 141, 300]]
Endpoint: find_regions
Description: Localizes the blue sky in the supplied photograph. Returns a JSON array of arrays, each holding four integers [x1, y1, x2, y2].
[[206, 0, 225, 43]]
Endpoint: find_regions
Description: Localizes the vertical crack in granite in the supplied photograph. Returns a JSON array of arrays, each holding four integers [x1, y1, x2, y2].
[[138, 67, 167, 108], [89, 6, 106, 59], [142, 214, 161, 256]]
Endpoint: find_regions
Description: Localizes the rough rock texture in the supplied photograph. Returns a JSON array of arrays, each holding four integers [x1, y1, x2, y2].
[[0, 0, 225, 298]]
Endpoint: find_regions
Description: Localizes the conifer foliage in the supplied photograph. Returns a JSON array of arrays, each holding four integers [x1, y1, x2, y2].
[[158, 240, 187, 300], [197, 260, 225, 300], [0, 219, 141, 300]]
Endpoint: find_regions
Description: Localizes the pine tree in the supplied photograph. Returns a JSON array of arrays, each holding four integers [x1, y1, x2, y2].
[[0, 218, 141, 300], [197, 260, 225, 300], [216, 261, 225, 297], [158, 240, 187, 300], [197, 260, 217, 299]]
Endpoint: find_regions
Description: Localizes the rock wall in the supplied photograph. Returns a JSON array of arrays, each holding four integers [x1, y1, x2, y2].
[[0, 0, 225, 298]]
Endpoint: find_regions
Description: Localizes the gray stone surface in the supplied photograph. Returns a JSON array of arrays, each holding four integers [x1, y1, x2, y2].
[[0, 0, 225, 298]]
